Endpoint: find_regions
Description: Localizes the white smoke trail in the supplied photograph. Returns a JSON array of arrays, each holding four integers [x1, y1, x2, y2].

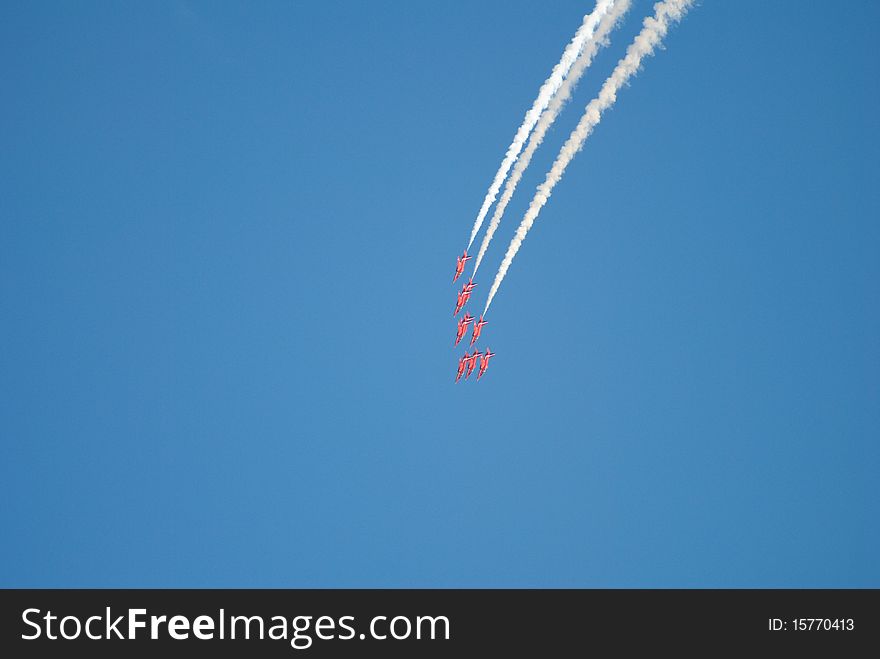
[[471, 0, 632, 277], [483, 0, 694, 314], [465, 0, 616, 251]]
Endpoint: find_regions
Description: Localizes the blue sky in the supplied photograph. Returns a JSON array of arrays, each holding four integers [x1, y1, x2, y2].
[[2, 1, 878, 587]]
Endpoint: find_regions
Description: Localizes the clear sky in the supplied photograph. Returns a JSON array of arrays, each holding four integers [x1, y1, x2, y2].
[[2, 1, 878, 587]]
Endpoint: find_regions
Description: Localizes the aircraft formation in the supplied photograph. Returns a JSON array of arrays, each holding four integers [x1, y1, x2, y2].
[[451, 251, 494, 382], [448, 0, 694, 381], [448, 0, 693, 376]]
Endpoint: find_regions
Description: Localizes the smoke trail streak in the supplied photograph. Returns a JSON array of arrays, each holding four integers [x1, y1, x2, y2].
[[484, 0, 694, 314], [465, 0, 616, 251], [471, 0, 632, 277]]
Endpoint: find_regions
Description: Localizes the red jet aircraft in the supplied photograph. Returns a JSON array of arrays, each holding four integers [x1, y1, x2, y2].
[[477, 348, 495, 380], [465, 350, 482, 379], [455, 353, 469, 383], [455, 313, 474, 346], [453, 251, 472, 283], [453, 280, 477, 316], [453, 291, 466, 316], [470, 316, 488, 345], [460, 279, 477, 304]]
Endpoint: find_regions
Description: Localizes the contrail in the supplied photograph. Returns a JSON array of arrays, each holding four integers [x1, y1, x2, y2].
[[471, 0, 632, 278], [465, 0, 616, 252], [483, 0, 694, 314]]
